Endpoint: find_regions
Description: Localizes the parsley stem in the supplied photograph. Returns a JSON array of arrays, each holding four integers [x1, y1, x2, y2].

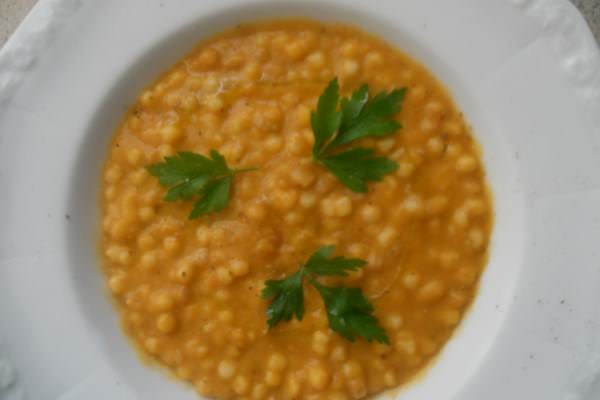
[[305, 274, 326, 295], [231, 167, 259, 174], [305, 273, 317, 286]]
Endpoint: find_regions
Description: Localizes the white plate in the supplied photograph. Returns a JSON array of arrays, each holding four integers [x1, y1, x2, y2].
[[1, 0, 599, 399]]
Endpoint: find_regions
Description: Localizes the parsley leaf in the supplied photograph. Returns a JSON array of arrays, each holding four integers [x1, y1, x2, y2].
[[304, 245, 366, 277], [339, 84, 369, 131], [312, 282, 389, 344], [163, 176, 209, 201], [311, 78, 406, 192], [262, 271, 305, 328], [331, 88, 406, 148], [311, 78, 342, 157], [321, 148, 398, 193], [262, 246, 387, 344], [147, 151, 228, 186], [189, 176, 232, 219], [146, 150, 255, 219]]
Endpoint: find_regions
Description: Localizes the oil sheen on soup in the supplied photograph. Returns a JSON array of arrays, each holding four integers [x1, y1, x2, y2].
[[99, 20, 492, 400]]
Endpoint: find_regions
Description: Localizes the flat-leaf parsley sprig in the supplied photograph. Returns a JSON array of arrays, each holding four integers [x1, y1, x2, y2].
[[311, 78, 407, 192], [262, 245, 389, 344], [146, 150, 256, 219]]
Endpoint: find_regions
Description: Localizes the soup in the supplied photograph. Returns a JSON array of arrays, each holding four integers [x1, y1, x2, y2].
[[99, 20, 492, 399]]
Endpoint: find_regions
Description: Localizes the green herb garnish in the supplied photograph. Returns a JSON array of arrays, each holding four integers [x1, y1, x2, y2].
[[311, 78, 406, 192], [262, 245, 389, 344], [146, 150, 255, 219]]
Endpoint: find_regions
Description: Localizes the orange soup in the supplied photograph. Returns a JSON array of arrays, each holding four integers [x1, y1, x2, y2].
[[99, 20, 492, 399]]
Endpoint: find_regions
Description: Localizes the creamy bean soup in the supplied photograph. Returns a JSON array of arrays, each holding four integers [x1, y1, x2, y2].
[[100, 20, 492, 400]]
